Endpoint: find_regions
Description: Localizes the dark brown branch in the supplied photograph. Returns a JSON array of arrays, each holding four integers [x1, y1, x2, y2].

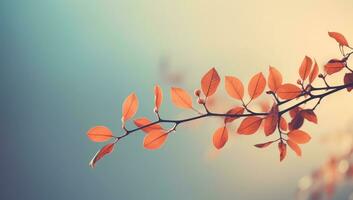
[[117, 81, 353, 141], [113, 48, 353, 148]]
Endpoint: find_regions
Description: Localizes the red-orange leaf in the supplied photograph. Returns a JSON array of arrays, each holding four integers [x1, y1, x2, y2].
[[328, 32, 349, 47], [248, 72, 266, 100], [287, 139, 302, 157], [268, 66, 283, 92], [237, 116, 263, 135], [212, 126, 228, 149], [278, 141, 287, 162], [344, 73, 353, 92], [299, 56, 312, 81], [87, 126, 113, 142], [279, 117, 288, 131], [309, 61, 319, 84], [276, 84, 302, 100], [89, 142, 115, 168], [287, 130, 311, 144], [121, 93, 139, 122], [301, 109, 318, 124], [264, 104, 279, 136], [289, 107, 302, 118], [254, 141, 274, 148], [201, 68, 220, 97], [170, 87, 193, 109], [324, 59, 345, 75], [143, 130, 168, 150], [225, 76, 244, 100], [289, 113, 304, 131], [154, 85, 163, 112], [224, 107, 244, 123], [134, 117, 163, 133]]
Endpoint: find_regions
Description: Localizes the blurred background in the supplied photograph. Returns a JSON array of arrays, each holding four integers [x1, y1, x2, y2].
[[2, 0, 353, 199]]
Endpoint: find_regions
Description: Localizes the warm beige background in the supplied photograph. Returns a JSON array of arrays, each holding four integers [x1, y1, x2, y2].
[[3, 0, 353, 199]]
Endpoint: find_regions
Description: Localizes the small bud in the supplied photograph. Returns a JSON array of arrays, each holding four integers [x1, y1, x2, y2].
[[197, 98, 205, 104], [318, 73, 324, 78], [297, 79, 302, 85], [194, 89, 201, 97]]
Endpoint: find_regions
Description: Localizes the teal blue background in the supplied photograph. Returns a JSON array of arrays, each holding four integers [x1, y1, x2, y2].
[[2, 1, 353, 199]]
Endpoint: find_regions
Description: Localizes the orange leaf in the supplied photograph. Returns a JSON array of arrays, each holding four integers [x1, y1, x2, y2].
[[278, 141, 287, 162], [299, 56, 312, 81], [170, 87, 193, 109], [224, 107, 244, 123], [264, 104, 279, 136], [121, 93, 139, 122], [212, 126, 228, 149], [324, 59, 345, 75], [268, 66, 283, 92], [225, 76, 244, 100], [89, 142, 115, 168], [279, 117, 288, 131], [154, 85, 163, 112], [344, 73, 353, 92], [134, 117, 163, 133], [287, 139, 301, 157], [301, 109, 318, 124], [237, 116, 263, 135], [87, 126, 113, 142], [309, 61, 319, 84], [276, 84, 302, 100], [328, 31, 349, 47], [248, 72, 266, 100], [254, 141, 274, 148], [287, 130, 311, 144], [143, 130, 168, 150], [201, 68, 220, 97]]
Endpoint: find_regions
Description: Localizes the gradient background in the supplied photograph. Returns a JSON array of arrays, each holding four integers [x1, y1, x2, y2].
[[2, 0, 353, 199]]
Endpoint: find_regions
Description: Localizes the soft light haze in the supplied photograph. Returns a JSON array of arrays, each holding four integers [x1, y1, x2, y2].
[[2, 0, 353, 199]]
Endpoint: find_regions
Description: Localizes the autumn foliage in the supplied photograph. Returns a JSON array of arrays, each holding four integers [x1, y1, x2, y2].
[[87, 32, 353, 167]]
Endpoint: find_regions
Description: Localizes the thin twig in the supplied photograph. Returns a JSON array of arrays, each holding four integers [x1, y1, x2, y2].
[[115, 51, 353, 145]]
